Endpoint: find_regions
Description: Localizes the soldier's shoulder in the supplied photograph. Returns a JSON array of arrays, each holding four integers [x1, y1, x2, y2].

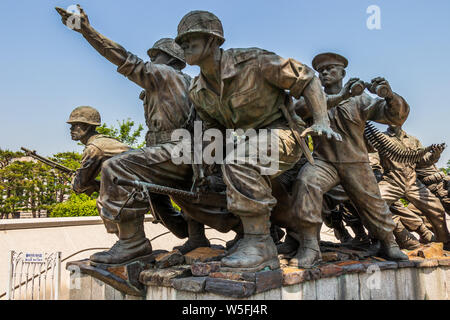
[[226, 48, 275, 64], [88, 135, 127, 150]]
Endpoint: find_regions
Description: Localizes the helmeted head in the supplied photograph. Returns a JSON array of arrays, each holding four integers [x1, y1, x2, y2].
[[175, 11, 224, 66], [312, 52, 348, 88], [147, 38, 186, 69], [67, 106, 101, 141]]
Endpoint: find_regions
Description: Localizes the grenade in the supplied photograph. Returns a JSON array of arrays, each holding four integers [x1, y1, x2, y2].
[[364, 82, 391, 98], [350, 81, 365, 96]]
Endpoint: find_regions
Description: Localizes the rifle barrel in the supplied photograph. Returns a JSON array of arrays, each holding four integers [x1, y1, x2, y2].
[[21, 147, 74, 174]]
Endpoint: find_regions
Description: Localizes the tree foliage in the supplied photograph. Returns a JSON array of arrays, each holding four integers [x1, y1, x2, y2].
[[0, 118, 144, 218], [97, 118, 145, 148]]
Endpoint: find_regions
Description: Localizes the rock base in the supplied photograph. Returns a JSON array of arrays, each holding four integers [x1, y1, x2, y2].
[[67, 243, 450, 300]]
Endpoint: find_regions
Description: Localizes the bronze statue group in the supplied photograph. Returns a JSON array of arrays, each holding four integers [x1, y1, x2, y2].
[[55, 6, 450, 273]]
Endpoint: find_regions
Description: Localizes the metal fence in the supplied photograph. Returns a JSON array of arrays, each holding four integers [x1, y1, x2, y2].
[[6, 251, 61, 300]]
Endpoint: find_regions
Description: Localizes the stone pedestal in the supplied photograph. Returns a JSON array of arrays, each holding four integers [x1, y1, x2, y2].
[[67, 243, 450, 300]]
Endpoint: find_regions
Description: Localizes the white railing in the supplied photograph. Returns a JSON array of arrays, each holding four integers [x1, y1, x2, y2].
[[6, 251, 61, 300]]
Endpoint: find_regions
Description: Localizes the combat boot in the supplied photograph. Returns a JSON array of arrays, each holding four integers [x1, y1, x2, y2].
[[289, 224, 322, 268], [220, 215, 279, 272], [380, 233, 409, 261], [277, 232, 299, 255], [333, 222, 353, 244], [416, 224, 436, 244], [225, 222, 244, 253], [90, 217, 152, 266], [393, 223, 421, 250], [350, 223, 371, 246], [173, 218, 210, 254]]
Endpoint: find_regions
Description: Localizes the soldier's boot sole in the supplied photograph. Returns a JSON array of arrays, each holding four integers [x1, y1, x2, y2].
[[89, 253, 155, 268], [288, 248, 322, 269], [220, 257, 280, 273]]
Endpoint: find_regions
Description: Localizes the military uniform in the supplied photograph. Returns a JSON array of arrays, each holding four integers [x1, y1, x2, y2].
[[294, 89, 410, 265], [73, 134, 130, 195], [68, 18, 241, 263], [416, 164, 450, 213], [376, 128, 449, 244]]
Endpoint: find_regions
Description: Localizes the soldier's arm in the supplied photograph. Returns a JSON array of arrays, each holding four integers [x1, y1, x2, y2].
[[56, 5, 127, 66], [295, 77, 361, 119], [260, 54, 341, 140], [364, 78, 410, 126], [72, 145, 102, 195]]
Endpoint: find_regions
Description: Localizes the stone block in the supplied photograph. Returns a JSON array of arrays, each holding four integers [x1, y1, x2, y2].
[[264, 288, 281, 300], [316, 277, 339, 300], [415, 259, 439, 268], [417, 243, 444, 259], [397, 260, 417, 268], [146, 285, 176, 300], [437, 257, 450, 267], [300, 279, 317, 300], [171, 276, 207, 293], [372, 260, 398, 271], [335, 260, 366, 274], [255, 269, 283, 293], [104, 284, 116, 300], [140, 265, 191, 286], [184, 247, 226, 264], [204, 277, 255, 298], [69, 273, 92, 300], [191, 261, 221, 276], [369, 270, 397, 300], [309, 267, 321, 280], [175, 290, 197, 300], [417, 267, 447, 300], [155, 250, 185, 269], [91, 278, 105, 300], [282, 267, 311, 285], [337, 274, 359, 300], [281, 284, 302, 300], [394, 268, 417, 300], [321, 252, 339, 262], [208, 271, 256, 282], [318, 263, 344, 278]]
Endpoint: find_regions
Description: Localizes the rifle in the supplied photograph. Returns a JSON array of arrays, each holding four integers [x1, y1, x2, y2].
[[21, 147, 75, 175], [112, 177, 227, 217]]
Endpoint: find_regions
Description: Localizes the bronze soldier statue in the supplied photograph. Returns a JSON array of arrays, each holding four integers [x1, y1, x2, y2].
[[68, 106, 130, 197], [292, 52, 411, 268], [56, 6, 245, 264], [374, 125, 449, 250], [277, 53, 370, 255], [369, 151, 432, 249], [174, 11, 341, 272]]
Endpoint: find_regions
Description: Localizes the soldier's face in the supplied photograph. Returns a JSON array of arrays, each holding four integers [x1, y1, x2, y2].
[[70, 123, 91, 141], [318, 65, 345, 87], [150, 51, 172, 65], [179, 34, 209, 66]]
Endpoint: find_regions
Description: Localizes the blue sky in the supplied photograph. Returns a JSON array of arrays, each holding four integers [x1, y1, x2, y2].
[[0, 0, 449, 167]]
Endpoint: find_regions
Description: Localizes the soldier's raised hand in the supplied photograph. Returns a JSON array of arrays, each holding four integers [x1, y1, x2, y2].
[[55, 4, 90, 33], [301, 123, 342, 142], [341, 77, 361, 99], [368, 77, 394, 99]]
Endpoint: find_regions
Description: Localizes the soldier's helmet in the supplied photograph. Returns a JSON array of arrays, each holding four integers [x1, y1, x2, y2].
[[147, 38, 186, 67], [67, 106, 101, 126], [175, 11, 225, 46]]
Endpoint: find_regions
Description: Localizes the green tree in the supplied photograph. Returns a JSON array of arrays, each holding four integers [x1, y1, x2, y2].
[[97, 118, 145, 148]]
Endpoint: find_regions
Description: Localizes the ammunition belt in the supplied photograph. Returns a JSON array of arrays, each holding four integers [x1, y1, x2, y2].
[[422, 171, 445, 186], [364, 122, 432, 164]]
